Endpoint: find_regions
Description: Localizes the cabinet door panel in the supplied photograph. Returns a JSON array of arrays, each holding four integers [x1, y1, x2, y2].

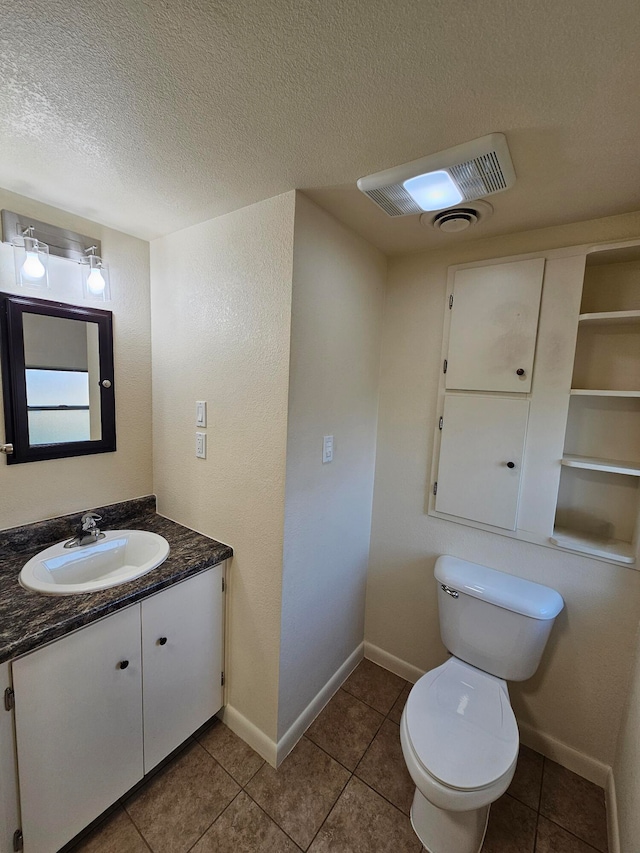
[[446, 258, 545, 392], [12, 606, 143, 853], [142, 566, 224, 772], [0, 662, 19, 853], [436, 395, 530, 530]]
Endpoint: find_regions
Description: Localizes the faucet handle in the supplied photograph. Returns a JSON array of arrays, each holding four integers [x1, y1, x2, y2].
[[81, 512, 102, 531]]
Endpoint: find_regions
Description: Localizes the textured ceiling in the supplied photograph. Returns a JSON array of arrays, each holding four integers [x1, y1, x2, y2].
[[1, 0, 639, 253]]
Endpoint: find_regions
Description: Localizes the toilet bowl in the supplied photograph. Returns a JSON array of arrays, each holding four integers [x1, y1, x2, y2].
[[400, 657, 519, 853], [400, 556, 564, 853]]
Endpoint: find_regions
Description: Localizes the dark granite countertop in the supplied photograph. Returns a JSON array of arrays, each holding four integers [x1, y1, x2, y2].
[[0, 496, 233, 664]]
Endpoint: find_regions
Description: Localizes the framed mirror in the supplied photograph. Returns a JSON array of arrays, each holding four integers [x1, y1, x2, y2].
[[0, 293, 115, 464]]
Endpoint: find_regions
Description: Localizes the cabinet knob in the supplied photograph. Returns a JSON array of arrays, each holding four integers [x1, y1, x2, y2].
[[516, 368, 525, 376], [158, 637, 168, 646], [506, 461, 516, 469], [118, 660, 129, 669]]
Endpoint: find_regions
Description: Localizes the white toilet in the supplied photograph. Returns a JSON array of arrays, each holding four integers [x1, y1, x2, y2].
[[400, 555, 564, 853]]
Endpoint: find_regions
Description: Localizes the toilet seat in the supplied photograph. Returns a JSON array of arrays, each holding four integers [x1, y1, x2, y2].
[[405, 657, 519, 792]]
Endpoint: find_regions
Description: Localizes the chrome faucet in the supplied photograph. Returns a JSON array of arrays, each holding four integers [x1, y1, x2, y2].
[[64, 512, 106, 549]]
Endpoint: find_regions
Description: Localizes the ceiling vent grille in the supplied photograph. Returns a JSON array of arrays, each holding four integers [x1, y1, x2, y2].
[[357, 134, 515, 217]]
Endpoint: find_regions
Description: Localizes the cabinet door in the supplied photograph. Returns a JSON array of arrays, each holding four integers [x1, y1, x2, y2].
[[435, 395, 530, 530], [142, 566, 224, 772], [446, 258, 545, 392], [12, 606, 143, 853], [0, 663, 19, 853]]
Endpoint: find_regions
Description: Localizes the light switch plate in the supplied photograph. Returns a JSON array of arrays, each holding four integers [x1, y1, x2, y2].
[[195, 432, 207, 459], [196, 401, 207, 427], [323, 435, 334, 464]]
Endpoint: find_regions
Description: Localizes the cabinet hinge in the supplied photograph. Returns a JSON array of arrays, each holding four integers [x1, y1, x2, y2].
[[443, 359, 448, 374], [449, 294, 454, 309], [13, 829, 23, 852], [439, 417, 443, 430], [221, 671, 225, 686], [222, 577, 226, 593], [433, 482, 438, 496], [4, 687, 14, 711]]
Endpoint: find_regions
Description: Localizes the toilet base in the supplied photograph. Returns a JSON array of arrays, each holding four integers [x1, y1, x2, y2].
[[410, 788, 490, 853]]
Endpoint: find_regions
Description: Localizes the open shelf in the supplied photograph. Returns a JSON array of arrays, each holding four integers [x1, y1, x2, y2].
[[578, 310, 640, 325], [561, 455, 640, 476], [550, 528, 635, 564], [570, 389, 640, 397]]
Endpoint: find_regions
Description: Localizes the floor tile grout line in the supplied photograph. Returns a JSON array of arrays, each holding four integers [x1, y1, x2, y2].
[[183, 788, 245, 853], [241, 787, 306, 851], [539, 814, 608, 853], [340, 680, 407, 717], [302, 766, 355, 852]]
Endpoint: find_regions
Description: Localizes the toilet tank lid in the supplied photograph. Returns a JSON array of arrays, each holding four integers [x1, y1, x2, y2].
[[435, 556, 564, 620]]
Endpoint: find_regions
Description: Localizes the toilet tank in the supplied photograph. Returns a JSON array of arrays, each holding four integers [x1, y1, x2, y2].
[[435, 556, 564, 681]]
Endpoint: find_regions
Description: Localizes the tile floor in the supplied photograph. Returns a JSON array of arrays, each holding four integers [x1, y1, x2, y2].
[[67, 660, 609, 853]]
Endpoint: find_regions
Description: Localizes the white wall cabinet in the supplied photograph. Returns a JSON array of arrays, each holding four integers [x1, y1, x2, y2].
[[445, 258, 545, 393], [10, 564, 225, 853], [435, 395, 529, 530]]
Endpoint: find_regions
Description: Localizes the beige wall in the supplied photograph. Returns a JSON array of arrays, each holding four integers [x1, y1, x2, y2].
[[278, 194, 386, 737], [366, 210, 640, 775], [613, 620, 640, 849], [150, 192, 296, 743], [0, 188, 152, 529]]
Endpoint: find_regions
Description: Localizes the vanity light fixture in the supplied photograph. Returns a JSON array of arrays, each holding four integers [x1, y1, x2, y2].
[[12, 226, 50, 288], [357, 133, 516, 217], [1, 209, 108, 300], [81, 246, 110, 301]]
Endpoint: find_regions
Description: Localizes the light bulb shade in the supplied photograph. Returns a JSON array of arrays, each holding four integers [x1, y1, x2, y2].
[[402, 170, 464, 211], [82, 254, 111, 301], [13, 236, 50, 288]]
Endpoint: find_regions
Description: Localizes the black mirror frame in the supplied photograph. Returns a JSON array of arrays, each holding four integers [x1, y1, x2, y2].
[[0, 292, 116, 464]]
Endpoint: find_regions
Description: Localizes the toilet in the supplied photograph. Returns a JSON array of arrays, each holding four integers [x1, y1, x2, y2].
[[400, 555, 564, 853]]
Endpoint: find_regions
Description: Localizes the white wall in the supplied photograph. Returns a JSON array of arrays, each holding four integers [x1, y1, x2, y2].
[[277, 194, 386, 738], [150, 192, 296, 745], [612, 620, 640, 850], [0, 189, 152, 529], [366, 210, 640, 780]]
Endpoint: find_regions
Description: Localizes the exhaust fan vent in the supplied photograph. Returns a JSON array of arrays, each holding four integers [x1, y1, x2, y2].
[[423, 200, 493, 233], [357, 133, 514, 217]]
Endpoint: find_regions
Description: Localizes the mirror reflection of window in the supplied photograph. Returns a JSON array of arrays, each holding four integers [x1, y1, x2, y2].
[[25, 369, 90, 445], [21, 313, 102, 446]]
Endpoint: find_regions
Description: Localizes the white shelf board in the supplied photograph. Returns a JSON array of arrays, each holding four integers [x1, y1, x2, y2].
[[570, 389, 640, 398], [550, 528, 635, 564], [561, 455, 640, 476], [578, 310, 640, 325]]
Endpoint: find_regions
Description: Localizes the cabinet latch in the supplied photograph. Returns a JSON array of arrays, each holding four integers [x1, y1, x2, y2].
[[222, 577, 226, 593], [221, 672, 225, 686], [4, 687, 14, 711], [443, 359, 448, 374], [433, 482, 438, 496], [13, 829, 23, 851], [449, 294, 454, 309], [439, 417, 443, 430]]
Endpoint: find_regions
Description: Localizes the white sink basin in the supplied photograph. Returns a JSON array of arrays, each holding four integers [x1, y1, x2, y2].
[[20, 530, 170, 595]]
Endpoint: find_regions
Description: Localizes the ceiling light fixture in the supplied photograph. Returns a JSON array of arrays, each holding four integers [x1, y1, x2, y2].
[[357, 133, 516, 217]]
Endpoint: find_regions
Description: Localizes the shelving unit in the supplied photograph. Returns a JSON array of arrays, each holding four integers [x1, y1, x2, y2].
[[551, 245, 640, 565]]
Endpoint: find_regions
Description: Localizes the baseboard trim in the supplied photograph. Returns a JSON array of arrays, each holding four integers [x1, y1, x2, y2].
[[217, 704, 278, 767], [516, 722, 610, 787], [275, 643, 364, 766], [364, 641, 425, 684], [605, 769, 620, 853]]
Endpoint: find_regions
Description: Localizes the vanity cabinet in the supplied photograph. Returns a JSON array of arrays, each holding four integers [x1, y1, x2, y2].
[[11, 564, 225, 853]]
